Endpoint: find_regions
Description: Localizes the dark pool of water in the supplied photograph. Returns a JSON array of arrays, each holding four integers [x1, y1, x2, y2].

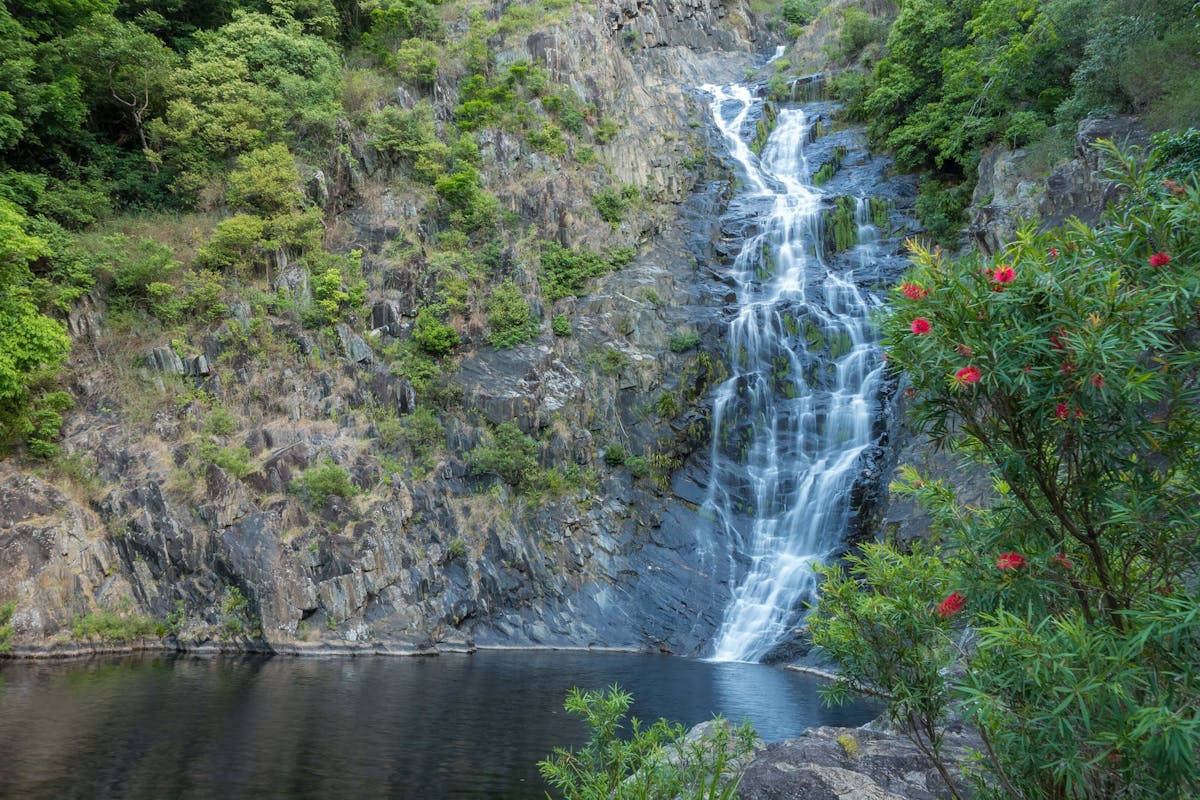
[[0, 650, 878, 799]]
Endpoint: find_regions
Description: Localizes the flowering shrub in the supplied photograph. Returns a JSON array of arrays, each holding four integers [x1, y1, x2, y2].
[[811, 141, 1200, 800]]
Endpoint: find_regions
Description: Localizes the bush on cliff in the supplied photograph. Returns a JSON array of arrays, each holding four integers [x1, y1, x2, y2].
[[810, 139, 1200, 799]]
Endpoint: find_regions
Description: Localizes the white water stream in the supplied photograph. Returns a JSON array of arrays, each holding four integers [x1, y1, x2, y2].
[[700, 84, 886, 663]]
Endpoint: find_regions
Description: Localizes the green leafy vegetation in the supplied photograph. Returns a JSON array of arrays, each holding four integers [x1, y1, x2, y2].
[[842, 0, 1200, 241], [221, 586, 251, 637], [485, 281, 536, 348], [540, 243, 635, 302], [0, 602, 14, 651], [291, 459, 358, 507], [71, 610, 161, 642], [466, 422, 539, 487], [668, 331, 701, 353], [811, 141, 1200, 800], [539, 686, 758, 800]]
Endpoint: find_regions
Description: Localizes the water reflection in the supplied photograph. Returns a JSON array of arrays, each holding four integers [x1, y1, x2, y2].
[[0, 651, 877, 799]]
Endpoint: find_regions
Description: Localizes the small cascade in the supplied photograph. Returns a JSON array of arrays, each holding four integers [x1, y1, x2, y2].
[[701, 82, 886, 663]]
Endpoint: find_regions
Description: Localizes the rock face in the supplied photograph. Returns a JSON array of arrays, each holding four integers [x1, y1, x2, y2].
[[738, 725, 975, 800], [968, 115, 1149, 257], [0, 0, 788, 656]]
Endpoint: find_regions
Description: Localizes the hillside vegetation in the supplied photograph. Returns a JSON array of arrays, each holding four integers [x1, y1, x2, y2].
[[804, 0, 1200, 242]]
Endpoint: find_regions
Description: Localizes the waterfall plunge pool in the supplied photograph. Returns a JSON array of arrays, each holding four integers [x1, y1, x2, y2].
[[0, 650, 879, 798]]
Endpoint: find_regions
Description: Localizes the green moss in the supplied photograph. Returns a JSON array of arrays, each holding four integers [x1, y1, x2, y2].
[[812, 145, 847, 186], [749, 103, 778, 155], [824, 195, 859, 253]]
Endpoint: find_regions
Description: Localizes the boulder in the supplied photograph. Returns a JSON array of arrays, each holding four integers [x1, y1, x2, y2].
[[738, 725, 976, 800]]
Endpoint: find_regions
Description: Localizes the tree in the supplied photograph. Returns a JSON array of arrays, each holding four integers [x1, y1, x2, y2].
[[65, 14, 178, 172], [0, 198, 71, 453], [811, 140, 1200, 798]]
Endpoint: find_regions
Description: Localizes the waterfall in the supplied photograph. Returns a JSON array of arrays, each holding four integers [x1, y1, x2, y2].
[[700, 83, 886, 663]]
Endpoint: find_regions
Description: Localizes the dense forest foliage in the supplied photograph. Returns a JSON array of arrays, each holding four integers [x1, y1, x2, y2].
[[824, 0, 1200, 241], [0, 0, 637, 459]]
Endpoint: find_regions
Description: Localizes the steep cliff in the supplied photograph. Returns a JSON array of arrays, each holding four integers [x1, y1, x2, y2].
[[1, 0, 786, 656]]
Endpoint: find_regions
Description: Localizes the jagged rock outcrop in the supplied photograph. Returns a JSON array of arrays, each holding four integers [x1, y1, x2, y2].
[[968, 115, 1149, 257], [738, 724, 977, 800], [0, 0, 787, 657]]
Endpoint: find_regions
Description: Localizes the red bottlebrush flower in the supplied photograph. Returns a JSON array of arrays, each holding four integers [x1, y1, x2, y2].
[[992, 265, 1016, 284], [954, 366, 982, 385], [1055, 403, 1069, 420], [1149, 252, 1171, 267], [1051, 553, 1074, 570], [910, 317, 932, 335], [1060, 360, 1076, 375], [936, 591, 966, 618], [1048, 248, 1059, 259], [1090, 373, 1106, 388], [956, 343, 973, 357], [1049, 328, 1067, 350], [997, 552, 1026, 570], [1074, 407, 1085, 420], [900, 282, 928, 300]]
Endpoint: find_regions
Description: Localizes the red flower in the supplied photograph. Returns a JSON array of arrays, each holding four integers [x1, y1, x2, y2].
[[1149, 252, 1171, 267], [1049, 328, 1067, 350], [954, 366, 981, 386], [997, 552, 1026, 570], [956, 343, 973, 357], [1048, 248, 1059, 259], [1060, 360, 1076, 375], [1090, 373, 1105, 388], [1055, 403, 1069, 420], [910, 317, 932, 335], [1051, 553, 1074, 570], [936, 591, 966, 618], [900, 282, 928, 300], [992, 265, 1016, 284]]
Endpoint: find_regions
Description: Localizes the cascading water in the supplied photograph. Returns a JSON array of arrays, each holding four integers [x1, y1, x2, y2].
[[701, 83, 886, 663]]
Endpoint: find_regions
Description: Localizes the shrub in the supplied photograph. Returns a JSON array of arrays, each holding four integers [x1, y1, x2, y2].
[[539, 686, 758, 800], [199, 442, 253, 478], [368, 102, 448, 182], [625, 455, 650, 479], [0, 602, 14, 651], [811, 143, 1200, 800], [221, 586, 251, 636], [394, 38, 439, 89], [71, 611, 161, 641], [412, 305, 460, 355], [540, 242, 626, 302], [780, 0, 817, 25], [913, 179, 971, 248], [291, 458, 358, 507], [466, 422, 538, 486], [603, 445, 627, 466], [669, 331, 702, 353], [486, 281, 535, 348], [551, 313, 571, 337], [399, 407, 444, 458], [592, 187, 629, 224], [225, 143, 303, 215]]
